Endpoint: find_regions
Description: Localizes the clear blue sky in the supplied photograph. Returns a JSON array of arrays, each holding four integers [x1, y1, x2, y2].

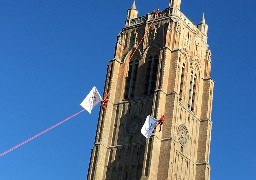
[[0, 0, 255, 179]]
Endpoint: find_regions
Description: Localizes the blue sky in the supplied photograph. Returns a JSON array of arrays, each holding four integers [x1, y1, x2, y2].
[[0, 0, 255, 179]]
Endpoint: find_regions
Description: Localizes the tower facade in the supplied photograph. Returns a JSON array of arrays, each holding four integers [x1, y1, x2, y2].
[[88, 1, 213, 180]]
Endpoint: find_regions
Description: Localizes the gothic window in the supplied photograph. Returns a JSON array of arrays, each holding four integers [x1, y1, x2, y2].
[[179, 63, 185, 101], [129, 31, 137, 47], [124, 58, 139, 99], [144, 54, 159, 96], [188, 72, 197, 111], [149, 28, 157, 42], [191, 75, 197, 111]]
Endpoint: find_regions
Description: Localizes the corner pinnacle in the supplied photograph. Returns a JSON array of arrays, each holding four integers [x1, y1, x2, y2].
[[131, 0, 136, 9]]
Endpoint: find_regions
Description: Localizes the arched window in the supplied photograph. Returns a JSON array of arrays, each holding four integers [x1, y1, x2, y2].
[[144, 54, 159, 96], [191, 75, 197, 111], [124, 58, 139, 99], [179, 63, 185, 101], [188, 72, 197, 111], [129, 31, 138, 48]]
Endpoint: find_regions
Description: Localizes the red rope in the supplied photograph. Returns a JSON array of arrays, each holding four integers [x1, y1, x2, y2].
[[0, 10, 160, 157], [0, 109, 86, 157], [103, 10, 160, 100]]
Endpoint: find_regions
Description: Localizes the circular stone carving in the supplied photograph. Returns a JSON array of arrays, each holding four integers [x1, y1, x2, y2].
[[177, 124, 189, 146], [125, 117, 141, 135]]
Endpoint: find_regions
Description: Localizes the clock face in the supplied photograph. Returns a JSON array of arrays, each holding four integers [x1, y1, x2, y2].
[[125, 117, 141, 135], [177, 124, 189, 146]]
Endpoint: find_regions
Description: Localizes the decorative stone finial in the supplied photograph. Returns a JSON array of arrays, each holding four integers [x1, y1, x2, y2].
[[201, 13, 206, 24], [131, 0, 136, 10], [197, 13, 208, 38]]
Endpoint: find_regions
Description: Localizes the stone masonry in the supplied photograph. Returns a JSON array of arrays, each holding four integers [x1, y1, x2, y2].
[[87, 1, 214, 180]]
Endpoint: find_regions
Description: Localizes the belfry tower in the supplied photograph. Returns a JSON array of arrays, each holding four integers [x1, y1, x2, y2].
[[87, 1, 213, 180]]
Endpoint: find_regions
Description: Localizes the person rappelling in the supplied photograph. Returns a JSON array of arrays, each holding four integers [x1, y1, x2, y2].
[[156, 115, 165, 132], [101, 93, 109, 109]]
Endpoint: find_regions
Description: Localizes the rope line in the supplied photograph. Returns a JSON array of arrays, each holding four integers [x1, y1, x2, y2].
[[0, 10, 160, 158], [104, 10, 159, 98], [0, 109, 86, 157]]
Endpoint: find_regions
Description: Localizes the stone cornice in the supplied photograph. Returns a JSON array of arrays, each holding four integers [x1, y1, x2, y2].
[[123, 7, 208, 44], [94, 142, 146, 150], [196, 162, 210, 166], [109, 58, 122, 64]]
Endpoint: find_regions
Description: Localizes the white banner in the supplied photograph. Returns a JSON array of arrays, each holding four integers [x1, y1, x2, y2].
[[141, 115, 158, 138], [80, 86, 102, 114]]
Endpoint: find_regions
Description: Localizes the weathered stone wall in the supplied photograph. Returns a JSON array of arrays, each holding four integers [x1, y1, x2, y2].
[[88, 5, 213, 180]]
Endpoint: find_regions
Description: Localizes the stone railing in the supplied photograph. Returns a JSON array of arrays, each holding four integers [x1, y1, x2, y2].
[[125, 7, 198, 34], [129, 16, 147, 26]]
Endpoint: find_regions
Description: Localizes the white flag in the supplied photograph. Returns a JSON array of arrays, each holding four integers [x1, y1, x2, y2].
[[141, 115, 158, 138], [80, 86, 102, 114]]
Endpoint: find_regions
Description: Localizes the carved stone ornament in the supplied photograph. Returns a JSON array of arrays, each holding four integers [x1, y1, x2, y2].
[[125, 116, 141, 135], [177, 124, 189, 146], [175, 22, 181, 34], [118, 35, 122, 45], [167, 23, 172, 32]]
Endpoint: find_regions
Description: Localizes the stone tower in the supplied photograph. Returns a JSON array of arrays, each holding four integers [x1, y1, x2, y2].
[[87, 1, 213, 180]]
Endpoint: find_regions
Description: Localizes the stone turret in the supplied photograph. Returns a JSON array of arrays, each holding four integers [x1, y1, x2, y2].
[[197, 13, 208, 36], [127, 0, 138, 20], [169, 0, 182, 10]]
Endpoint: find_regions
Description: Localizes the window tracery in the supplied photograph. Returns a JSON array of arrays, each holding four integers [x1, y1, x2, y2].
[[124, 57, 139, 99], [144, 53, 159, 96]]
